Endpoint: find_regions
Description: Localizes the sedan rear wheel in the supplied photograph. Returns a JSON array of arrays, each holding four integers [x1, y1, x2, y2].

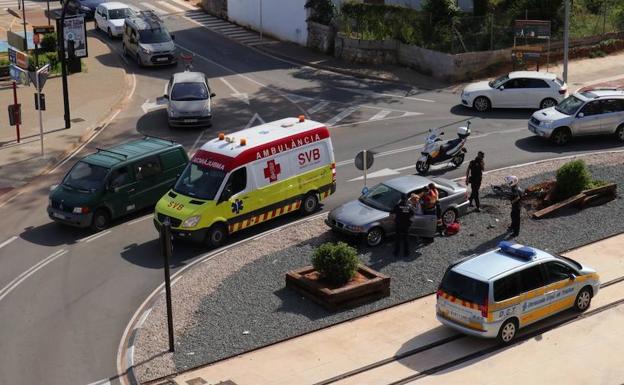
[[540, 98, 557, 109], [442, 208, 457, 226], [366, 227, 384, 247]]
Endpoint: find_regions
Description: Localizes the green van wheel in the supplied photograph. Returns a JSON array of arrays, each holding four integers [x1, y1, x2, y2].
[[91, 209, 110, 232]]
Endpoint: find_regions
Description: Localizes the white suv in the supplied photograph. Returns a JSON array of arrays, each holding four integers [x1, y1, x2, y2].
[[461, 71, 567, 112], [528, 90, 624, 145]]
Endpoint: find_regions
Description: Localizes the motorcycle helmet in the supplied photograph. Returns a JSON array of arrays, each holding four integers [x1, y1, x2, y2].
[[457, 125, 471, 139], [504, 175, 518, 187]]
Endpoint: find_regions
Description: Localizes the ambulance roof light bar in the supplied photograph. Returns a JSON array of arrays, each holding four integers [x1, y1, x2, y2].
[[497, 241, 536, 260]]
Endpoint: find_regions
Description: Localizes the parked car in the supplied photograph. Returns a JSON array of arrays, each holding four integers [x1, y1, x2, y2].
[[161, 71, 215, 128], [326, 175, 468, 247], [528, 90, 624, 145], [436, 241, 600, 344], [122, 10, 177, 67], [48, 137, 188, 232], [95, 2, 135, 38], [61, 0, 108, 20], [461, 71, 567, 112]]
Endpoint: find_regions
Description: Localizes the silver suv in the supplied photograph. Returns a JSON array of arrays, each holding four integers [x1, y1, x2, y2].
[[122, 11, 176, 67], [528, 90, 624, 145]]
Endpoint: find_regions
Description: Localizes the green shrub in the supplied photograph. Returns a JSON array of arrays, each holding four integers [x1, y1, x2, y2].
[[305, 0, 336, 25], [40, 33, 57, 53], [312, 242, 359, 286], [586, 180, 608, 189], [0, 58, 9, 66], [555, 160, 592, 200]]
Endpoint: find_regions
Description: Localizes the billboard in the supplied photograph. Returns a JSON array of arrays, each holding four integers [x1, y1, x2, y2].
[[514, 20, 551, 40], [61, 15, 88, 58]]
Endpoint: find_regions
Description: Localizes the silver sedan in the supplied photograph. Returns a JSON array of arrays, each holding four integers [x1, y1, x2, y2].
[[326, 175, 469, 247]]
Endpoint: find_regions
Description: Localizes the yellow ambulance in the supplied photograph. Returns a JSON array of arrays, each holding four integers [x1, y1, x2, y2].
[[154, 116, 336, 247]]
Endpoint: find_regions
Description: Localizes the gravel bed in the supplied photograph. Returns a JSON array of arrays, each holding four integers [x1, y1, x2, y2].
[[134, 152, 624, 383]]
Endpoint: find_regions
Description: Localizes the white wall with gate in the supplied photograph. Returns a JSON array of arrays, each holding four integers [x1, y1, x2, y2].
[[227, 0, 308, 45]]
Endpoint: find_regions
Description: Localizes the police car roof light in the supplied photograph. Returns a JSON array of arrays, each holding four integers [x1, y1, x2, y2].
[[497, 241, 536, 260]]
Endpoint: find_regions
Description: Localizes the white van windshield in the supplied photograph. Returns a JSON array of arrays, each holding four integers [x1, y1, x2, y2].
[[174, 163, 225, 200]]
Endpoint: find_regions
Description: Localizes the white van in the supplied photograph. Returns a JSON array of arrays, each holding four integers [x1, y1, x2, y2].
[[436, 241, 600, 344], [154, 116, 336, 247]]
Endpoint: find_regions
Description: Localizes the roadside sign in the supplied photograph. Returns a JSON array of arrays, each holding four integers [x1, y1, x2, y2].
[[8, 47, 29, 70], [514, 20, 551, 39], [33, 25, 55, 35], [61, 15, 88, 59], [33, 33, 41, 45], [34, 93, 46, 111], [7, 30, 27, 51], [28, 64, 50, 92], [9, 65, 29, 86], [355, 150, 374, 171], [8, 104, 22, 126]]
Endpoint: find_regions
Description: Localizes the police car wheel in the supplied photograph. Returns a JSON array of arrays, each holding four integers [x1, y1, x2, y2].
[[442, 209, 457, 226], [91, 209, 110, 232], [366, 228, 384, 247], [301, 193, 318, 215], [574, 287, 592, 312], [497, 319, 517, 344], [206, 223, 227, 248]]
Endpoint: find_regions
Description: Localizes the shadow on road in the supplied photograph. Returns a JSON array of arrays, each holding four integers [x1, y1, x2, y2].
[[514, 135, 623, 153], [450, 105, 536, 120]]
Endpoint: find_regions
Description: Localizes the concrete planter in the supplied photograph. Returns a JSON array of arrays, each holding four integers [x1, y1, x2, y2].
[[307, 21, 336, 54], [285, 264, 390, 311]]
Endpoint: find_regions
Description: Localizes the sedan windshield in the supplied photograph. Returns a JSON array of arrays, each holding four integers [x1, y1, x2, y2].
[[171, 82, 209, 101], [139, 29, 171, 44], [489, 74, 509, 88], [108, 8, 134, 19], [555, 95, 584, 115], [359, 183, 402, 212], [63, 161, 109, 192], [174, 162, 225, 200]]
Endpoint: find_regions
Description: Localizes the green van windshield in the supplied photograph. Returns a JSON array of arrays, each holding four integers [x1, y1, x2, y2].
[[63, 161, 110, 192]]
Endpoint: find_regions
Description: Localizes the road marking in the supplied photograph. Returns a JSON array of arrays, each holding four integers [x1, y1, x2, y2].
[[308, 101, 329, 114], [140, 2, 167, 14], [0, 249, 67, 302], [219, 77, 249, 105], [283, 93, 314, 104], [336, 87, 436, 103], [86, 379, 111, 385], [190, 130, 207, 155], [141, 99, 161, 113], [369, 109, 392, 121], [157, 0, 184, 12], [171, 0, 198, 9], [245, 113, 265, 129], [331, 111, 422, 129], [136, 308, 152, 330], [79, 230, 112, 243], [348, 167, 401, 182], [126, 215, 152, 226], [326, 107, 358, 126], [0, 236, 17, 249], [0, 192, 22, 209]]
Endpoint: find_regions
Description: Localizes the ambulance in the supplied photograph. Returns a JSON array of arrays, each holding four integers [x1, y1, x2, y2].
[[154, 116, 336, 247]]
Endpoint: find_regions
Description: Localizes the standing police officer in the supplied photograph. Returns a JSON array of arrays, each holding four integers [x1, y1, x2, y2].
[[392, 195, 414, 256], [466, 151, 485, 212], [505, 175, 522, 238]]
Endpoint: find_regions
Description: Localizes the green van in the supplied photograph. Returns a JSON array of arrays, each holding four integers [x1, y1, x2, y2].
[[48, 137, 188, 231]]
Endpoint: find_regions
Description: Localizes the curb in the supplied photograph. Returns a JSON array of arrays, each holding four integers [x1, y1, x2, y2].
[[126, 150, 624, 385]]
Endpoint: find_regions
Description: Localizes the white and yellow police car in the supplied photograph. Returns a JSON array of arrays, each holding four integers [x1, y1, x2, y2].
[[436, 241, 600, 343]]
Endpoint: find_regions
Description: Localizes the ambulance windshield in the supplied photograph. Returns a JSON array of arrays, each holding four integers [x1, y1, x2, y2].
[[174, 162, 226, 200]]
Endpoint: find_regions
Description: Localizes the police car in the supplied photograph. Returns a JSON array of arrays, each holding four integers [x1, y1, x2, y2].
[[436, 241, 600, 343]]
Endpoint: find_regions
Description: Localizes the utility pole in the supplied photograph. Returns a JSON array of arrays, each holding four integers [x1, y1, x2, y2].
[[563, 0, 570, 83], [259, 0, 263, 41], [58, 0, 74, 129], [21, 0, 27, 51], [160, 218, 175, 353]]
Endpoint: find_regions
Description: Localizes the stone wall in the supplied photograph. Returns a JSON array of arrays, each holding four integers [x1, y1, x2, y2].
[[307, 21, 336, 54], [201, 0, 228, 19], [334, 34, 399, 66]]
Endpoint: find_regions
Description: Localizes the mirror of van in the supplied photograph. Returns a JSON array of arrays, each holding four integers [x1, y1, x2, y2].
[[498, 86, 505, 91], [568, 273, 576, 280], [50, 184, 58, 192], [577, 112, 585, 118], [210, 92, 216, 98], [170, 34, 175, 41], [156, 95, 169, 105], [219, 185, 232, 203]]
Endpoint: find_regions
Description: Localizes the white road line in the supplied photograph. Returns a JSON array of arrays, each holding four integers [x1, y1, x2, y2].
[[0, 236, 17, 249], [0, 249, 67, 302], [86, 379, 111, 385], [244, 113, 265, 129], [126, 215, 152, 226], [236, 37, 261, 43], [308, 101, 329, 114], [226, 32, 258, 38], [330, 112, 422, 129], [190, 130, 207, 155], [0, 192, 22, 209], [326, 107, 358, 126], [369, 109, 392, 121], [157, 0, 183, 12], [170, 0, 198, 9], [219, 77, 239, 94], [135, 308, 152, 330], [79, 230, 112, 243], [140, 2, 167, 14]]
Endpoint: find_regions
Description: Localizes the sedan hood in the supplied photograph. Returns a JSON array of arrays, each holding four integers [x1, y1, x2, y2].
[[463, 81, 491, 93], [329, 199, 388, 227], [110, 19, 125, 28], [142, 41, 175, 52], [170, 99, 210, 113], [532, 106, 569, 122]]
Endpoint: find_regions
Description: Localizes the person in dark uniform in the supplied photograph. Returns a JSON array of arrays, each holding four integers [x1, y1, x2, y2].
[[505, 175, 522, 238], [392, 195, 414, 256], [466, 151, 485, 212]]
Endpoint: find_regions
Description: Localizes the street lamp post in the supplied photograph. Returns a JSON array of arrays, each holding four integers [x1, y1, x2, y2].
[[58, 0, 78, 129], [21, 0, 27, 51], [563, 0, 570, 83]]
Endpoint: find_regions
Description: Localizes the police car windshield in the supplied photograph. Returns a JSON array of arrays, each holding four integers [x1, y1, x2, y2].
[[62, 161, 109, 192], [139, 29, 171, 44], [439, 270, 488, 305], [174, 162, 225, 200], [359, 183, 402, 212], [171, 82, 208, 101]]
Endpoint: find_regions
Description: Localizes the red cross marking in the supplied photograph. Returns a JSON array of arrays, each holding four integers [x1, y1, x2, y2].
[[263, 159, 281, 182]]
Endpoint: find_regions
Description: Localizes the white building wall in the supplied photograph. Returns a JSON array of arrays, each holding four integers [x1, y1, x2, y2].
[[227, 0, 308, 45]]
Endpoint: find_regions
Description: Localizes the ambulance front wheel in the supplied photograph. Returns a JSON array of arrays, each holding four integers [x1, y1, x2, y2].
[[205, 223, 227, 248], [301, 193, 319, 215]]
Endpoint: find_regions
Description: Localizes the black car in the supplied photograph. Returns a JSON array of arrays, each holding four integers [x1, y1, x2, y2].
[[60, 0, 107, 19]]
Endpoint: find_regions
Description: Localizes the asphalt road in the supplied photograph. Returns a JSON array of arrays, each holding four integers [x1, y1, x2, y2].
[[0, 4, 622, 385]]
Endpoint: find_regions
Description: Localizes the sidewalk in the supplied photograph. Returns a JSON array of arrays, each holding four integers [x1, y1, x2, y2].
[[0, 10, 129, 195], [147, 233, 624, 385]]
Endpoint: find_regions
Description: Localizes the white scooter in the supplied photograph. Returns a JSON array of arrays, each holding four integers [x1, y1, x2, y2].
[[415, 121, 471, 175]]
